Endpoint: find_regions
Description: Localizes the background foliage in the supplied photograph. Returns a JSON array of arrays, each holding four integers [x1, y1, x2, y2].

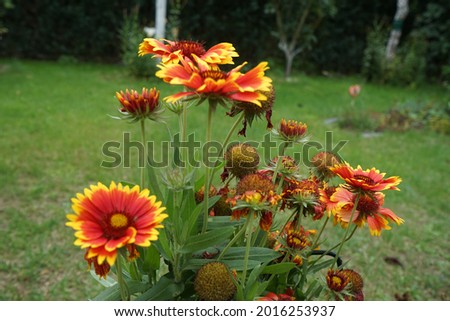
[[1, 0, 449, 81]]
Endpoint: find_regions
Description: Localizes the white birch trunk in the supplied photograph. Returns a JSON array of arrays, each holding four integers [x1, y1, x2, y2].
[[155, 0, 167, 39], [386, 0, 409, 61]]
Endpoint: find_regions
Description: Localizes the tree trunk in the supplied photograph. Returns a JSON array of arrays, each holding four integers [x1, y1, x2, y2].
[[155, 0, 167, 39], [386, 0, 409, 61]]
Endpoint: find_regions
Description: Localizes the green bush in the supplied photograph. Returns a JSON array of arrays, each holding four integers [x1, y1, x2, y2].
[[362, 23, 426, 86], [119, 9, 156, 78]]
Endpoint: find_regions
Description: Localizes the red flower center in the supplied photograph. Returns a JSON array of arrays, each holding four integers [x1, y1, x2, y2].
[[170, 40, 206, 60], [105, 213, 130, 237], [356, 195, 379, 214], [201, 69, 227, 80], [353, 175, 375, 186]]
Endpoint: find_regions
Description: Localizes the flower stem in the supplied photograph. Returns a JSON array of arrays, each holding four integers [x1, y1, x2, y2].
[[140, 119, 146, 188], [307, 225, 357, 271], [209, 113, 245, 187], [241, 212, 254, 285], [272, 142, 289, 185], [332, 194, 360, 268], [202, 100, 215, 233], [217, 221, 247, 260], [115, 255, 129, 301], [310, 215, 329, 251]]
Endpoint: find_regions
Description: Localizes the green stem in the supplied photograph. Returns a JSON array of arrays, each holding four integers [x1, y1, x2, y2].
[[208, 113, 245, 188], [202, 100, 215, 233], [140, 119, 146, 188], [241, 212, 254, 285], [306, 225, 357, 272], [272, 142, 289, 185], [310, 216, 329, 252], [217, 221, 247, 260], [332, 194, 360, 268], [115, 256, 129, 301], [295, 206, 304, 230]]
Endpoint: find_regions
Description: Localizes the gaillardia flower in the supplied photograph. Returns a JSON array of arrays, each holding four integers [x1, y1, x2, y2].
[[226, 86, 275, 136], [156, 56, 272, 106], [331, 162, 401, 192], [139, 38, 238, 65], [66, 182, 168, 277], [258, 289, 295, 301], [329, 187, 404, 236], [273, 119, 308, 143], [326, 269, 350, 293], [116, 87, 163, 121]]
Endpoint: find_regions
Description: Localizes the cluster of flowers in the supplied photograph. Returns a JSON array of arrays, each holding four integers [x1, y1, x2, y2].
[[66, 38, 403, 301]]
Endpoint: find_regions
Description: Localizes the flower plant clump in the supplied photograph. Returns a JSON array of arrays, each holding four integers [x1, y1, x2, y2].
[[66, 38, 404, 301]]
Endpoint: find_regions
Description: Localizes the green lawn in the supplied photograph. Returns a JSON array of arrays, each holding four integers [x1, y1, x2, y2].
[[0, 59, 448, 300]]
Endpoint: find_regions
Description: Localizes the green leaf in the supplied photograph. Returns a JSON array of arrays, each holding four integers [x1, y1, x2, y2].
[[307, 258, 334, 274], [262, 262, 297, 275], [92, 280, 150, 301], [181, 195, 222, 242], [89, 270, 117, 287], [135, 276, 184, 301], [184, 259, 270, 272], [139, 245, 160, 273], [152, 228, 172, 261], [207, 215, 245, 230], [146, 161, 163, 201], [180, 226, 235, 254], [221, 247, 282, 262]]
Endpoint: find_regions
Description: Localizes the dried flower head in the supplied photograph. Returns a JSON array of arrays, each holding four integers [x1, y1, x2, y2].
[[194, 262, 236, 301], [311, 151, 341, 180], [224, 143, 260, 179], [227, 86, 275, 136]]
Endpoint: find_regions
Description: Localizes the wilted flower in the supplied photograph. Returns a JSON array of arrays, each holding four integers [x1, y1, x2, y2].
[[194, 262, 236, 301], [227, 86, 275, 136], [195, 185, 217, 204], [223, 143, 260, 179], [311, 151, 341, 181]]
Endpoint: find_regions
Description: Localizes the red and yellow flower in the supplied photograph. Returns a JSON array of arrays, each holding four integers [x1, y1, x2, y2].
[[155, 56, 272, 106], [326, 269, 350, 292], [139, 38, 238, 65], [66, 182, 168, 277], [275, 118, 308, 142], [329, 187, 404, 236], [258, 289, 295, 301], [331, 162, 401, 192], [116, 87, 162, 121]]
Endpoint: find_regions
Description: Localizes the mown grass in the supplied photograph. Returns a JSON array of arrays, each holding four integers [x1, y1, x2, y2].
[[0, 59, 448, 300]]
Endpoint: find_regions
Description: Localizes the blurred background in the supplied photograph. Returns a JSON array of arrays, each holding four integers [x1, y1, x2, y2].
[[1, 0, 449, 82]]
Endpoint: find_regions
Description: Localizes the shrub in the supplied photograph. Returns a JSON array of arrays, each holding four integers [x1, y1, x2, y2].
[[119, 8, 156, 78]]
